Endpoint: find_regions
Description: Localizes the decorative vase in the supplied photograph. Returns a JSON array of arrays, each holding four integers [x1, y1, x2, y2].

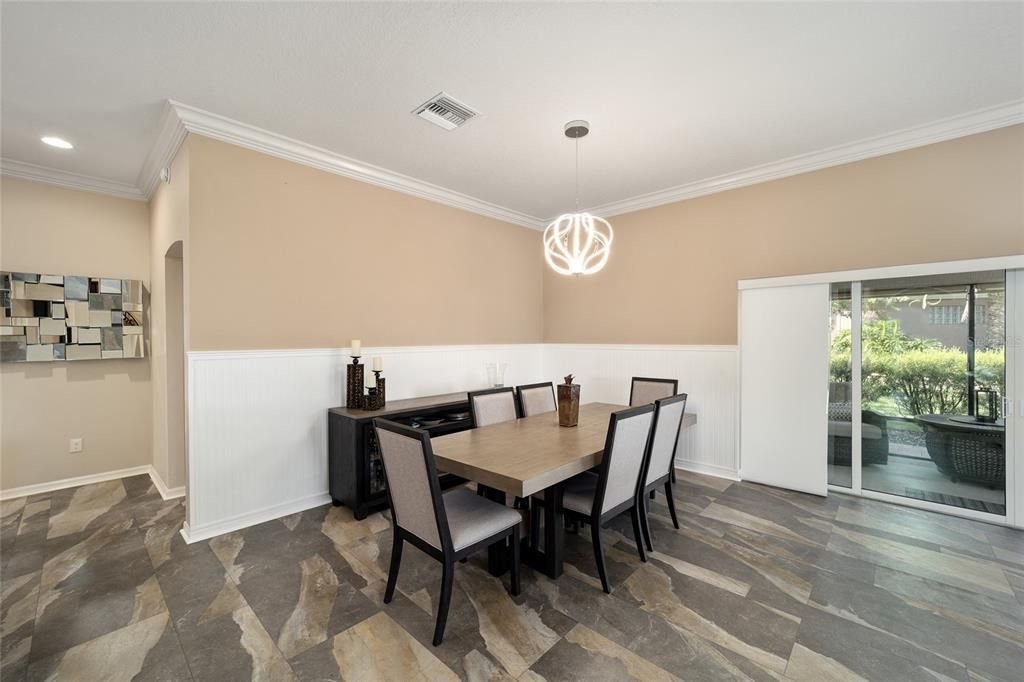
[[486, 362, 507, 387], [557, 374, 580, 427]]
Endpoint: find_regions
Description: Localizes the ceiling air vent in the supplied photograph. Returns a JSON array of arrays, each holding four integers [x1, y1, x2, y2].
[[413, 92, 479, 130]]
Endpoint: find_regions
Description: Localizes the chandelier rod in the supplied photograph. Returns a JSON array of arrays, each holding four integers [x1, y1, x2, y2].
[[575, 135, 580, 211]]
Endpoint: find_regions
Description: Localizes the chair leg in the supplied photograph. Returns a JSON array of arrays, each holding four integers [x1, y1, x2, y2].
[[590, 521, 610, 594], [630, 505, 647, 563], [639, 496, 654, 553], [433, 559, 455, 646], [664, 480, 679, 529], [510, 526, 521, 596], [384, 533, 403, 604]]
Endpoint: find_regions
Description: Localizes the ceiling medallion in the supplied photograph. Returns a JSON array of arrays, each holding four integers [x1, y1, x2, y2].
[[543, 120, 613, 276]]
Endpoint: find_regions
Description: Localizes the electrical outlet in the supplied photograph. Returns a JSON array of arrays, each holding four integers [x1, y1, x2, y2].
[[69, 438, 83, 453]]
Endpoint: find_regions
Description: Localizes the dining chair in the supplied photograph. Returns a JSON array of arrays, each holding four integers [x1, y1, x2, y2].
[[628, 376, 678, 407], [637, 393, 688, 551], [374, 418, 521, 646], [468, 386, 519, 426], [516, 381, 557, 417], [468, 386, 528, 506], [532, 404, 655, 593]]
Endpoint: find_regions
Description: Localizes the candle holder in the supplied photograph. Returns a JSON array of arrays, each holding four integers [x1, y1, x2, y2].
[[364, 371, 387, 410], [346, 357, 365, 410]]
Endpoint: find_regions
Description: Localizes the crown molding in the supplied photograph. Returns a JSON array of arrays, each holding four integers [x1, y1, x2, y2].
[[0, 158, 146, 200], [4, 98, 1020, 223], [583, 99, 1024, 220], [167, 100, 547, 229], [137, 100, 188, 198]]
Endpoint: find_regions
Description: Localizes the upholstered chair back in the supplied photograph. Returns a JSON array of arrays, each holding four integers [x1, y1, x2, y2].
[[518, 383, 556, 417], [629, 377, 678, 407], [598, 407, 654, 514], [374, 422, 443, 549], [646, 394, 688, 486], [469, 388, 518, 427]]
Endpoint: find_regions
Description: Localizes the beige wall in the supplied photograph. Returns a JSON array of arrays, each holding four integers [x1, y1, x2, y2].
[[149, 139, 190, 490], [1, 177, 152, 490], [543, 125, 1024, 345], [187, 135, 544, 350]]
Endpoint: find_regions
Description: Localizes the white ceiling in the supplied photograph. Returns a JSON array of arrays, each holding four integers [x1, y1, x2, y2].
[[2, 2, 1022, 221]]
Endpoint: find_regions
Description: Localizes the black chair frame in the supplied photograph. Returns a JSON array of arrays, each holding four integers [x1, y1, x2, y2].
[[636, 393, 687, 552], [374, 418, 520, 646]]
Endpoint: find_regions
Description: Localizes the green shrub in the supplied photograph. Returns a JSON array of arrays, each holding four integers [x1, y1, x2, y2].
[[830, 321, 1005, 417]]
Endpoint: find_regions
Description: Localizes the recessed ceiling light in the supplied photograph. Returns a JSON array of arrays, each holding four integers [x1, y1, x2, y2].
[[41, 136, 73, 149]]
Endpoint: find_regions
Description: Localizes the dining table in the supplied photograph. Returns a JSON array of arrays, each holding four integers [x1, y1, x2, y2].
[[432, 401, 625, 579]]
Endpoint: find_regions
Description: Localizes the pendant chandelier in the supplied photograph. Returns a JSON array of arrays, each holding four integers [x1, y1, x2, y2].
[[543, 120, 613, 276]]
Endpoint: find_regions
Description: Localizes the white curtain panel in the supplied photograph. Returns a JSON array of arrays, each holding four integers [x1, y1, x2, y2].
[[739, 283, 830, 496]]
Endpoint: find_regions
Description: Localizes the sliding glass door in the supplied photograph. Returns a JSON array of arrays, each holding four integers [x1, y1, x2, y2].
[[828, 270, 1007, 517], [828, 283, 854, 488]]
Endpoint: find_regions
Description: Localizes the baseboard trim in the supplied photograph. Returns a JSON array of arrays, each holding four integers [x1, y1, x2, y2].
[[148, 466, 185, 501], [180, 491, 331, 543], [0, 465, 154, 501], [675, 458, 741, 481]]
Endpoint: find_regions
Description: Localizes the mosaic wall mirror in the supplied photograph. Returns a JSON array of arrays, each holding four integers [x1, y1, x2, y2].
[[0, 272, 144, 362]]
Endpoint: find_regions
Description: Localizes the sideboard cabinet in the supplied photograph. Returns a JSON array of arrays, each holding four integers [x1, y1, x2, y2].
[[328, 392, 473, 519]]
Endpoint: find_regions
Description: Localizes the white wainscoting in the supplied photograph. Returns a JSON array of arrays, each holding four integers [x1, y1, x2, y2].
[[184, 343, 737, 542], [184, 344, 546, 542], [543, 345, 739, 479]]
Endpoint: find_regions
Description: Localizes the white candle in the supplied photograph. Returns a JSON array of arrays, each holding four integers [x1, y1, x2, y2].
[[365, 373, 376, 388], [351, 339, 361, 356], [372, 356, 382, 371]]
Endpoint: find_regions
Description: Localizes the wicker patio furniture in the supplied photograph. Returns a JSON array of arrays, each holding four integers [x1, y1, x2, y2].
[[916, 414, 1005, 488]]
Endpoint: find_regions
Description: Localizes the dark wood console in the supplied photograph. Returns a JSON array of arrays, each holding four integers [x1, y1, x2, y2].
[[328, 392, 473, 519]]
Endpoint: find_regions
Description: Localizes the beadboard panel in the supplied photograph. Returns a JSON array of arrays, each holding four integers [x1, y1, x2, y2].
[[542, 344, 739, 476], [184, 343, 736, 541], [184, 344, 546, 540]]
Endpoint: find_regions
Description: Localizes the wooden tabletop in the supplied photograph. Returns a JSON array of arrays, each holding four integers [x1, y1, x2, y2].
[[432, 403, 624, 498]]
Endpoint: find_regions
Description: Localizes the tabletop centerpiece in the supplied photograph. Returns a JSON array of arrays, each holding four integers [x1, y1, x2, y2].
[[557, 374, 580, 427]]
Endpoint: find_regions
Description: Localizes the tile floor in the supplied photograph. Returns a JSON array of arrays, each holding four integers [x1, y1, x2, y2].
[[1, 470, 1022, 681]]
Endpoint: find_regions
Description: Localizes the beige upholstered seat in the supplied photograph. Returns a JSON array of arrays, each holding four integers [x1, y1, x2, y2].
[[560, 473, 599, 514], [533, 471, 597, 513], [629, 377, 678, 407], [443, 488, 522, 551], [517, 382, 556, 417]]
